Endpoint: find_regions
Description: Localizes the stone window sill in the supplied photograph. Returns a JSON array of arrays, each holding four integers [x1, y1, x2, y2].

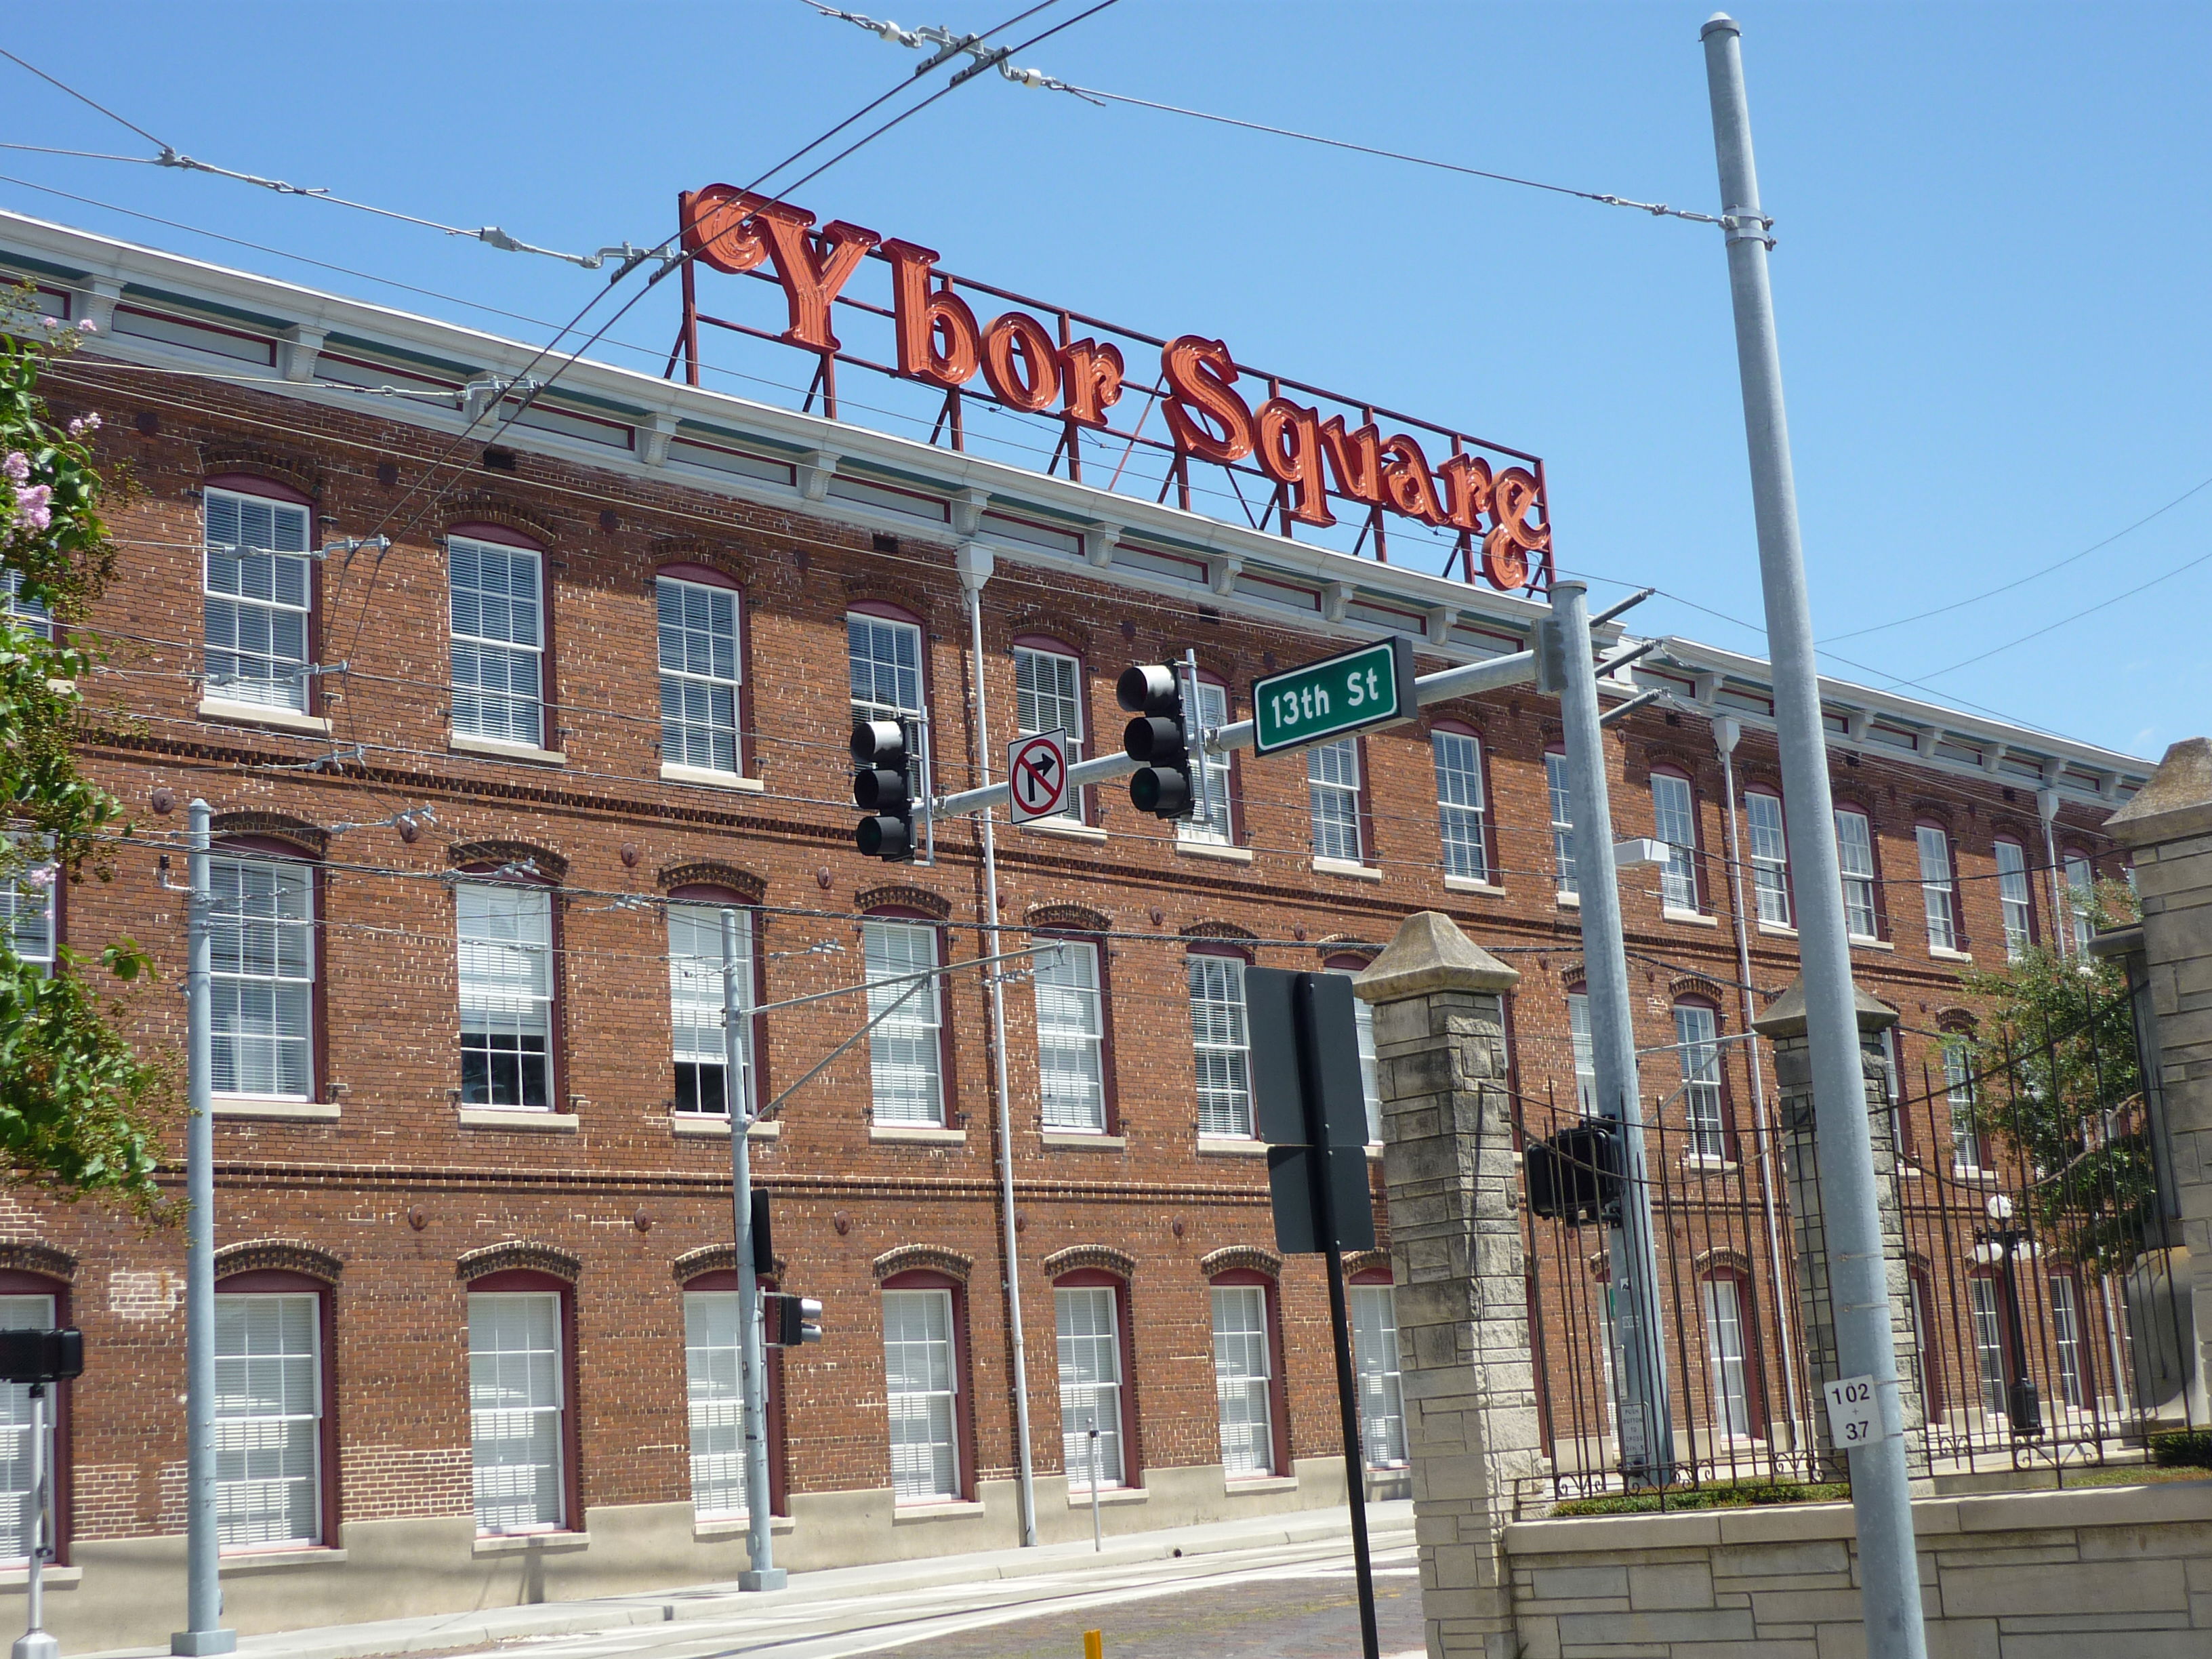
[[1952, 1165, 1998, 1183], [1021, 818, 1107, 843], [459, 1107, 579, 1133], [1682, 1155, 1740, 1174], [1849, 935, 1896, 953], [1175, 840, 1254, 865], [219, 1546, 345, 1576], [670, 1115, 783, 1140], [1042, 1130, 1125, 1151], [449, 732, 567, 766], [1556, 892, 1581, 909], [661, 762, 765, 793], [473, 1530, 589, 1557], [1312, 857, 1382, 883], [893, 1499, 987, 1523], [691, 1515, 796, 1540], [214, 1097, 340, 1121], [869, 1123, 965, 1145], [1443, 874, 1504, 895], [1225, 1474, 1299, 1495], [1930, 945, 1975, 963], [1196, 1136, 1269, 1158], [1758, 921, 1799, 938], [1067, 1486, 1149, 1508], [1663, 908, 1721, 929], [1366, 1142, 1384, 1162], [197, 697, 330, 737]]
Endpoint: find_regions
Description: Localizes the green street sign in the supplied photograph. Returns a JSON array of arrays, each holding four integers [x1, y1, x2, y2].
[[1251, 636, 1418, 756]]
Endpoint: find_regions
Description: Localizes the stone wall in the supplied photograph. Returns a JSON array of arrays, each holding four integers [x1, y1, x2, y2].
[[1502, 1480, 2212, 1658]]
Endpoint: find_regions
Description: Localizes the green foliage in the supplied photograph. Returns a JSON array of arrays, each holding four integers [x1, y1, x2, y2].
[[0, 293, 171, 1215], [1958, 882, 2152, 1273], [2150, 1430, 2212, 1469], [1551, 1479, 1851, 1517]]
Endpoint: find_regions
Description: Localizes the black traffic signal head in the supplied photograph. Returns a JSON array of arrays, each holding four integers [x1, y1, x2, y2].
[[1116, 664, 1195, 820], [851, 718, 914, 861], [765, 1293, 824, 1347], [0, 1328, 83, 1385]]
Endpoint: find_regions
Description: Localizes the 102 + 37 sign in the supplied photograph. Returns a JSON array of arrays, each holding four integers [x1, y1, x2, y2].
[[1251, 637, 1418, 756]]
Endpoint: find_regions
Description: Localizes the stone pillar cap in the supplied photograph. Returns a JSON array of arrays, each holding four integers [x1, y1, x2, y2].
[[2105, 737, 2212, 848], [1750, 975, 1898, 1038], [1353, 911, 1519, 1003]]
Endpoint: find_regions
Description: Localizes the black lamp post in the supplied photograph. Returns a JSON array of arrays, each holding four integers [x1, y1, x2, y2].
[[1979, 1194, 2043, 1439]]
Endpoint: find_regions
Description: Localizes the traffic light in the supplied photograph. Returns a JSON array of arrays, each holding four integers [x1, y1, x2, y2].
[[0, 1328, 83, 1385], [763, 1294, 823, 1347], [1117, 664, 1194, 819], [1525, 1122, 1622, 1227], [851, 718, 914, 861]]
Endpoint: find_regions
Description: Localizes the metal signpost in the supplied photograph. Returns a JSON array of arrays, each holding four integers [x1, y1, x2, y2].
[[1250, 637, 1417, 756], [723, 907, 785, 1593], [1006, 730, 1070, 824]]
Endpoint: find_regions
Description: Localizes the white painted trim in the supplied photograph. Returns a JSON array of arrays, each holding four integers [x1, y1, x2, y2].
[[1312, 857, 1382, 883], [449, 733, 567, 766], [213, 1097, 338, 1122], [660, 762, 765, 792], [1042, 1130, 1126, 1151], [669, 1115, 783, 1140], [1662, 908, 1721, 929], [196, 697, 330, 736], [1443, 874, 1506, 895], [1021, 818, 1107, 843], [458, 1108, 579, 1132], [869, 1123, 966, 1145], [1176, 840, 1255, 865], [1196, 1136, 1269, 1158]]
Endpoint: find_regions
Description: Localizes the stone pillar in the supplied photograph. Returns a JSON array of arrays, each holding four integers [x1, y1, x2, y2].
[[1355, 912, 1536, 1659], [1753, 979, 1924, 1479], [2106, 737, 2212, 1425]]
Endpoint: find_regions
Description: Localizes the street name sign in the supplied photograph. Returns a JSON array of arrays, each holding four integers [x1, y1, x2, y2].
[[1006, 731, 1071, 823], [1250, 637, 1417, 756]]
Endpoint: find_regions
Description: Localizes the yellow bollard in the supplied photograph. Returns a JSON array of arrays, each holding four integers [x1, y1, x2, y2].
[[1083, 1631, 1103, 1659]]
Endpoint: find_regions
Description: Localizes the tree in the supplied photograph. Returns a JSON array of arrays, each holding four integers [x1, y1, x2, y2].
[[1957, 880, 2152, 1273], [1, 300, 169, 1214]]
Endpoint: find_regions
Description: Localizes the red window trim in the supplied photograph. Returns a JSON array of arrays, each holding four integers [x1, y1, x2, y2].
[[1033, 930, 1115, 1136], [880, 1269, 977, 1502], [0, 1272, 70, 1566], [1185, 937, 1254, 965], [466, 1272, 581, 1532], [215, 1270, 340, 1547], [1207, 1267, 1289, 1480], [678, 1269, 789, 1516], [656, 560, 738, 592], [1050, 1267, 1141, 1488], [1698, 1265, 1767, 1441]]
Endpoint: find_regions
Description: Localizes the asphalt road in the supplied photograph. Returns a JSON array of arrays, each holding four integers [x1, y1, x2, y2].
[[432, 1536, 1425, 1659]]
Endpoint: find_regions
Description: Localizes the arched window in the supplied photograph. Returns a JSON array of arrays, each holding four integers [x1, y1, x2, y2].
[[0, 1271, 68, 1565], [863, 907, 949, 1128], [202, 474, 315, 716], [1347, 1265, 1404, 1470], [880, 1267, 972, 1504], [1035, 924, 1112, 1135], [1186, 941, 1254, 1139], [1698, 1266, 1761, 1442], [680, 1263, 787, 1521], [1650, 768, 1701, 914], [1431, 721, 1489, 884], [213, 1266, 335, 1549], [466, 1267, 577, 1534], [1207, 1267, 1285, 1479], [1012, 634, 1089, 827], [454, 859, 560, 1114], [1545, 747, 1575, 897], [1178, 668, 1237, 848], [667, 886, 759, 1118], [1673, 998, 1727, 1161], [447, 522, 551, 752], [1743, 787, 1790, 927], [655, 563, 745, 781], [1052, 1266, 1134, 1491], [1916, 821, 1959, 953], [1994, 837, 2036, 958], [209, 835, 319, 1105]]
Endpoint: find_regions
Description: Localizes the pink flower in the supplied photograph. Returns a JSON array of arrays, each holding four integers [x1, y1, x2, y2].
[[75, 321, 95, 335], [66, 413, 100, 438], [37, 316, 58, 330], [1, 452, 26, 485], [25, 866, 56, 889], [13, 484, 52, 530]]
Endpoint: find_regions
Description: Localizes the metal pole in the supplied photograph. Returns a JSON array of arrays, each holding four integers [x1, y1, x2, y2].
[[14, 1385, 54, 1659], [1713, 718, 1805, 1456], [1702, 17, 1926, 1655], [724, 908, 785, 1591], [959, 554, 1038, 1547], [1086, 1418, 1102, 1551], [1555, 584, 1674, 1486], [2036, 788, 2068, 958], [172, 798, 234, 1656]]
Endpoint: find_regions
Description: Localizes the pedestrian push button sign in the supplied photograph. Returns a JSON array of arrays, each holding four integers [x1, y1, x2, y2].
[[1251, 637, 1417, 756], [1007, 731, 1071, 823], [1822, 1374, 1890, 1448]]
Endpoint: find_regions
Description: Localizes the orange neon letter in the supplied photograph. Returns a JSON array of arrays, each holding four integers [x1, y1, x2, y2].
[[1317, 417, 1386, 507], [1058, 339, 1124, 427], [739, 199, 879, 352], [1481, 466, 1549, 590], [1379, 434, 1447, 526], [883, 240, 981, 388], [1254, 398, 1336, 528], [679, 184, 769, 275], [1438, 453, 1494, 533], [1160, 335, 1254, 464], [981, 311, 1062, 412]]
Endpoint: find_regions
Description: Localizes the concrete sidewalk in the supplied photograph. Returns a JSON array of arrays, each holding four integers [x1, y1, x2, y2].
[[81, 1500, 1414, 1659]]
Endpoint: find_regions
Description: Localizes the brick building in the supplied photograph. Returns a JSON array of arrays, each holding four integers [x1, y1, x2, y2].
[[0, 209, 2152, 1648]]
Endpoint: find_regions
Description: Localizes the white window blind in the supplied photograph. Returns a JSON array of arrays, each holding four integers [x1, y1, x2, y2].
[[468, 1292, 565, 1534], [1677, 1003, 1725, 1160], [1547, 752, 1576, 895], [1917, 825, 1957, 951], [204, 488, 311, 711], [1432, 731, 1488, 881], [214, 1292, 321, 1547], [668, 904, 751, 1115], [1835, 810, 1878, 939], [1187, 954, 1252, 1138], [1652, 773, 1698, 912], [2048, 1274, 2086, 1410], [1945, 1042, 1982, 1171], [1015, 647, 1084, 822], [3, 569, 51, 640], [449, 537, 544, 745], [1568, 993, 1597, 1116], [457, 882, 554, 1109], [864, 918, 943, 1125], [883, 1288, 959, 1502], [208, 855, 312, 1100], [1211, 1286, 1274, 1478], [0, 1295, 54, 1563], [1349, 1284, 1406, 1469], [1035, 940, 1105, 1132], [683, 1290, 751, 1519], [1178, 680, 1233, 846], [657, 577, 741, 774], [1701, 1278, 1753, 1441], [1996, 841, 2034, 958], [1745, 792, 1790, 926], [1054, 1286, 1124, 1491], [1308, 737, 1362, 863]]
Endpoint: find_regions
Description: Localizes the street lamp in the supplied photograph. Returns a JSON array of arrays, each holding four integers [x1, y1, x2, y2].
[[1979, 1195, 2043, 1439]]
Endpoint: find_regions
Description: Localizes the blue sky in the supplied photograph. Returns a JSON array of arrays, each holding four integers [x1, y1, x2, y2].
[[6, 2, 2206, 761]]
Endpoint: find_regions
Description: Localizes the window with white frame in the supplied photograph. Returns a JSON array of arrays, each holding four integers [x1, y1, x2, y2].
[[849, 611, 926, 778], [1308, 737, 1362, 863], [1917, 825, 1957, 952], [1745, 790, 1790, 926], [1568, 992, 1597, 1116], [1178, 680, 1233, 845], [1701, 1277, 1753, 1441], [1187, 953, 1253, 1138], [1210, 1284, 1274, 1477], [468, 1291, 565, 1533], [0, 1294, 54, 1562], [864, 917, 943, 1126], [448, 536, 544, 745], [1035, 939, 1105, 1132], [2064, 853, 2095, 954], [204, 487, 312, 712], [668, 903, 751, 1115], [1677, 1002, 1725, 1160], [1349, 1283, 1406, 1469], [1, 848, 54, 975], [2048, 1273, 2087, 1410], [1652, 772, 1699, 912], [683, 1289, 750, 1519], [1944, 1041, 1982, 1171], [1432, 731, 1488, 882], [1967, 1275, 2007, 1416], [214, 1291, 321, 1547], [208, 854, 313, 1100], [1835, 808, 1879, 939], [883, 1287, 960, 1502], [1054, 1284, 1124, 1491], [1546, 752, 1576, 896], [457, 882, 554, 1110], [1015, 645, 1084, 823], [657, 577, 741, 775], [2, 569, 52, 640], [1995, 840, 2034, 958]]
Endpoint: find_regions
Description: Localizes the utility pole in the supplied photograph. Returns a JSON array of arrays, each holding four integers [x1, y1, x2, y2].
[[724, 907, 785, 1592], [1702, 17, 1927, 1657], [1552, 583, 1673, 1486], [14, 1384, 54, 1659], [171, 798, 234, 1656]]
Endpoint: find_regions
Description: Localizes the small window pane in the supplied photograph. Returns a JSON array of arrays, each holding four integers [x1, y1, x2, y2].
[[1677, 1003, 1724, 1160], [1568, 993, 1597, 1116], [684, 1290, 756, 1519], [1835, 810, 1878, 939], [1015, 647, 1084, 823], [1917, 826, 1957, 952], [1176, 681, 1233, 846], [1701, 1278, 1752, 1440], [1996, 841, 2034, 959]]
